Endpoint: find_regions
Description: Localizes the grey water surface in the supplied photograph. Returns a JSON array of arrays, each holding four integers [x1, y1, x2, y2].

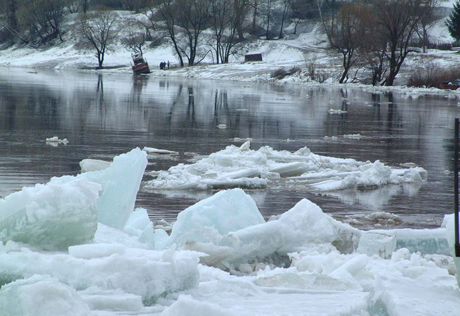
[[1, 68, 458, 229]]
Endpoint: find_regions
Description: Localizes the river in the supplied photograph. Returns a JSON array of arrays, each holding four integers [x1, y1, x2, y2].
[[1, 68, 458, 229]]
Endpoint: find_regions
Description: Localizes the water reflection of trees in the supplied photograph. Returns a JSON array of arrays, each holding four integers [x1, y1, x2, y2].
[[0, 81, 60, 131]]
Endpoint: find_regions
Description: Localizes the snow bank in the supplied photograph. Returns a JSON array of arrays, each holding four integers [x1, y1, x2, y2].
[[146, 142, 426, 192], [0, 177, 100, 250]]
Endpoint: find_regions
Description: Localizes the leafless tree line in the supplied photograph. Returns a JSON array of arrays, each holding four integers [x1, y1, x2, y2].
[[322, 0, 441, 86], [0, 0, 447, 85]]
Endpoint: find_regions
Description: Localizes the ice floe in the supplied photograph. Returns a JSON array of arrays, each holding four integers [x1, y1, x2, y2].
[[45, 136, 69, 145], [328, 109, 348, 114], [142, 147, 179, 155], [145, 141, 427, 192]]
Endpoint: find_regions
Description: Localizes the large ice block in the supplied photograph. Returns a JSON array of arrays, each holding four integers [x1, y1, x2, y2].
[[168, 189, 265, 247], [83, 148, 148, 230], [0, 177, 100, 250], [221, 199, 361, 266], [357, 231, 396, 259]]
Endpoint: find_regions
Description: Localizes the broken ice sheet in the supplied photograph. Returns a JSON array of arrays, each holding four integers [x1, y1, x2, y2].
[[0, 177, 100, 250], [145, 141, 427, 192]]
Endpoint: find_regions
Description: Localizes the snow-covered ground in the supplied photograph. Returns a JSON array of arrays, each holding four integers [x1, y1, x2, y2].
[[1, 4, 460, 89], [0, 148, 459, 316]]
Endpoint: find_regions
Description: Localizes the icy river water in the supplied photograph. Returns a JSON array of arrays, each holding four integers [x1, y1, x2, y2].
[[1, 69, 459, 229]]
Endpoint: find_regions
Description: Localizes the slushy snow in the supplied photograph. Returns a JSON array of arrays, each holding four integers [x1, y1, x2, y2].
[[0, 148, 458, 316]]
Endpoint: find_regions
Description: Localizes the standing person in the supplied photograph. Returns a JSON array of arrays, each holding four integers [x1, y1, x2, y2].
[[167, 61, 170, 69]]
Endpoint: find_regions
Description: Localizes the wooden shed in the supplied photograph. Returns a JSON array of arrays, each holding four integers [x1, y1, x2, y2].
[[244, 53, 263, 62]]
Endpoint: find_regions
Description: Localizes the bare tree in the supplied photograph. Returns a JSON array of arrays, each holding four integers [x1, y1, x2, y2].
[[278, 0, 290, 38], [289, 0, 319, 34], [249, 0, 260, 33], [64, 0, 79, 13], [80, 0, 89, 13], [18, 0, 68, 45], [416, 0, 439, 53], [158, 0, 185, 66], [317, 0, 339, 43], [177, 0, 210, 66], [234, 0, 249, 40], [121, 18, 149, 54], [158, 0, 210, 66], [0, 0, 21, 42], [265, 0, 272, 39], [77, 10, 118, 68], [210, 0, 239, 64], [371, 0, 436, 86], [325, 2, 367, 83]]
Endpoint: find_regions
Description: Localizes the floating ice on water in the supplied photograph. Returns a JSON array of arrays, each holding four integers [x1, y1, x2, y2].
[[82, 148, 147, 230], [0, 177, 100, 250], [328, 109, 347, 114], [232, 137, 253, 142], [0, 144, 457, 314], [0, 275, 91, 316], [343, 133, 363, 139], [220, 198, 361, 267], [45, 136, 69, 145], [79, 159, 111, 173], [142, 147, 179, 155], [145, 142, 426, 192], [168, 189, 265, 248], [167, 191, 359, 268]]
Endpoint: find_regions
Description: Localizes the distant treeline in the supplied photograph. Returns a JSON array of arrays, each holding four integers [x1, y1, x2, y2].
[[0, 0, 455, 86]]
